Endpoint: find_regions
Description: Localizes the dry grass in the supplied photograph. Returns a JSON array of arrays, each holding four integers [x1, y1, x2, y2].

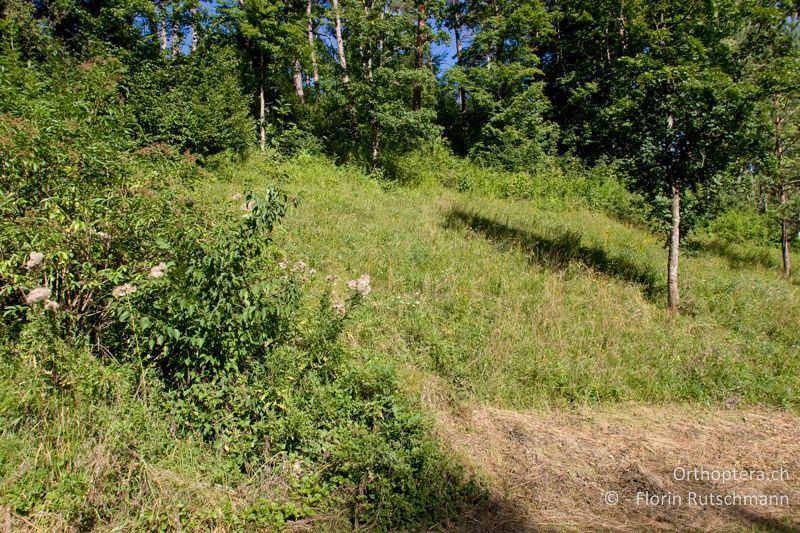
[[428, 391, 800, 532]]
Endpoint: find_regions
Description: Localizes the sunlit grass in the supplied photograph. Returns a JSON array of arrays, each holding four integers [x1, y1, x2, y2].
[[211, 154, 800, 411]]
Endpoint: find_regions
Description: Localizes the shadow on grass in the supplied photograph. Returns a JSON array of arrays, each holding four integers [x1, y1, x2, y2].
[[444, 208, 664, 301], [688, 238, 777, 270]]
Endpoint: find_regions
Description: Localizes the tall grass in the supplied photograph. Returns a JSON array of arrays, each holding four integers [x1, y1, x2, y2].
[[219, 153, 800, 411]]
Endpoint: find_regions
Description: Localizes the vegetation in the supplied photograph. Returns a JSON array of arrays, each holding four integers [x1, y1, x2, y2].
[[1, 0, 799, 529]]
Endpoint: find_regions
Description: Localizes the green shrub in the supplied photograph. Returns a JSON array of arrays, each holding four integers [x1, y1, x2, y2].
[[704, 207, 779, 246], [0, 51, 196, 338]]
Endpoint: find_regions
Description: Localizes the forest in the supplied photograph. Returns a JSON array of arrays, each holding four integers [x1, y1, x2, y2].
[[1, 0, 799, 530]]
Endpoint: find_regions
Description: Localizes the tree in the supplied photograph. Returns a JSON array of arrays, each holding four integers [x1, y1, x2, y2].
[[743, 3, 800, 277], [605, 0, 758, 313]]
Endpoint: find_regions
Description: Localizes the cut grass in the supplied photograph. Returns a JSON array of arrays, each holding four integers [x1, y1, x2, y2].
[[214, 154, 800, 410]]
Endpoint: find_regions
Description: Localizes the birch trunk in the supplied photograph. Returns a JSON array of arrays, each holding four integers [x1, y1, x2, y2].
[[158, 0, 168, 51], [190, 6, 197, 51], [259, 81, 266, 153], [292, 59, 305, 103], [332, 0, 349, 83], [307, 0, 319, 85]]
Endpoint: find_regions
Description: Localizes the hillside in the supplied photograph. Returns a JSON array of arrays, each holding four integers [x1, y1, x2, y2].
[[231, 156, 800, 409], [219, 156, 800, 530], [4, 152, 800, 530]]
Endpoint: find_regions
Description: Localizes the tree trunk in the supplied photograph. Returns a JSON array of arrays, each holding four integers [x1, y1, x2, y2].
[[332, 0, 349, 83], [363, 0, 373, 81], [307, 0, 319, 85], [412, 2, 426, 110], [377, 3, 385, 65], [259, 81, 266, 153], [292, 59, 305, 102], [781, 185, 791, 277], [668, 176, 681, 314], [171, 1, 180, 58], [371, 114, 380, 169], [774, 93, 790, 277], [452, 0, 465, 112], [190, 5, 197, 51], [158, 0, 168, 51]]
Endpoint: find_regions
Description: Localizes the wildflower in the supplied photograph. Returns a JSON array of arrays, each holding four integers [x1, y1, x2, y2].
[[25, 287, 51, 304], [231, 192, 242, 201], [148, 261, 168, 279], [308, 268, 317, 275], [26, 251, 44, 270], [278, 260, 288, 270], [112, 283, 137, 298], [291, 260, 307, 273], [43, 299, 60, 311], [331, 293, 346, 317], [347, 274, 371, 296], [325, 274, 337, 283]]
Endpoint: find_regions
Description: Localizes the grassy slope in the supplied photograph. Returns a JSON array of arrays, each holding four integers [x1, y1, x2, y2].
[[5, 154, 798, 531], [219, 154, 800, 411]]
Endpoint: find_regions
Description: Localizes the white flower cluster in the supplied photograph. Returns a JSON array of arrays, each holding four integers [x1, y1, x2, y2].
[[23, 252, 59, 311], [148, 261, 168, 279], [26, 251, 44, 270], [112, 283, 138, 298], [347, 274, 371, 296]]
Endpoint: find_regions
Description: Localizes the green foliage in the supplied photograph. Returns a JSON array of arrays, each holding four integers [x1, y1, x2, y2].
[[126, 45, 254, 159], [703, 208, 778, 247], [443, 63, 559, 170], [388, 142, 644, 223], [109, 189, 295, 381], [0, 50, 196, 337]]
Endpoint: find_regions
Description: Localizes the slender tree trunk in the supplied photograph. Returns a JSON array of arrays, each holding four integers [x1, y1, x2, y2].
[[292, 59, 305, 102], [171, 1, 180, 58], [332, 0, 349, 83], [190, 5, 197, 51], [781, 185, 791, 277], [259, 80, 266, 153], [452, 0, 466, 112], [371, 114, 380, 168], [668, 175, 681, 313], [666, 106, 679, 314], [774, 94, 791, 277], [158, 0, 168, 51], [363, 0, 373, 81], [377, 3, 385, 65], [307, 0, 319, 85], [412, 2, 426, 110]]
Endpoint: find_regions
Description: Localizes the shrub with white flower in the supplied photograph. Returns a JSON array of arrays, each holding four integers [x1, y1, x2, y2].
[[148, 261, 168, 279], [331, 292, 346, 317]]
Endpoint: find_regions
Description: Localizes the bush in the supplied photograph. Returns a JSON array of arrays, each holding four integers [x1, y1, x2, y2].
[[704, 207, 779, 246], [0, 51, 196, 338]]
